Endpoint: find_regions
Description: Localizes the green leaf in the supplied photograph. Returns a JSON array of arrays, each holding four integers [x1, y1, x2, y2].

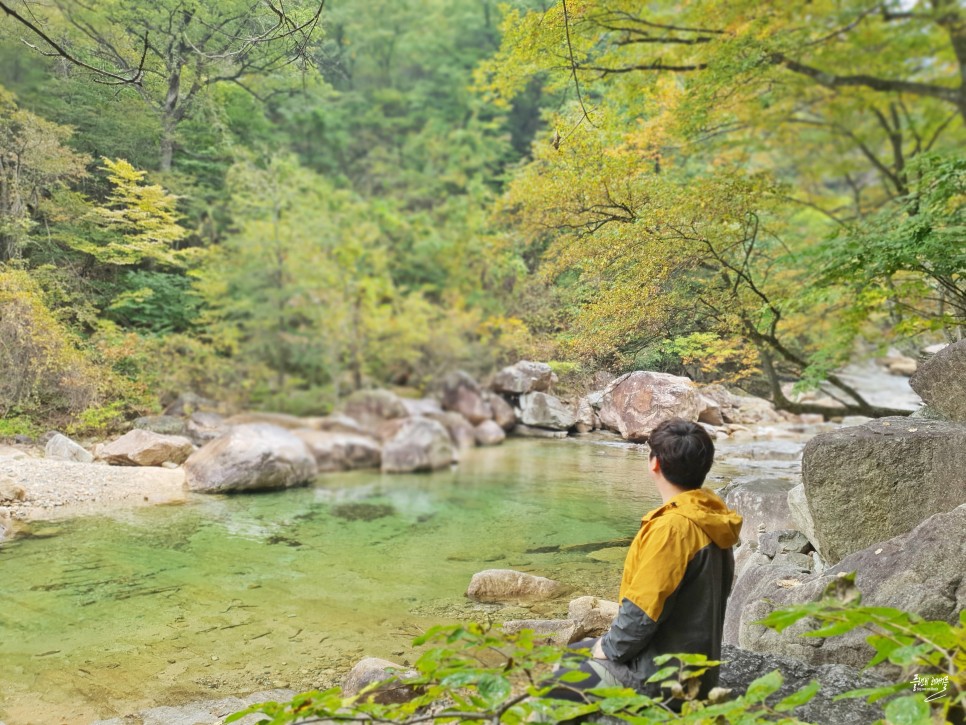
[[775, 680, 820, 712], [745, 670, 784, 701], [758, 608, 813, 632], [883, 695, 931, 725], [477, 673, 511, 704], [557, 669, 592, 684], [645, 666, 681, 684]]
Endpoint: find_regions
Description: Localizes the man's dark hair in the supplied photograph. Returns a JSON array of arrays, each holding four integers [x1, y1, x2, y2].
[[647, 418, 715, 489]]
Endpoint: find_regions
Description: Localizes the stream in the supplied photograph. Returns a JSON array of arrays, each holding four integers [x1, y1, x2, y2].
[[0, 422, 855, 724]]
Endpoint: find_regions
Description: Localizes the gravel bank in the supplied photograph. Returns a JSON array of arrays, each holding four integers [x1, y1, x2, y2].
[[0, 445, 186, 524]]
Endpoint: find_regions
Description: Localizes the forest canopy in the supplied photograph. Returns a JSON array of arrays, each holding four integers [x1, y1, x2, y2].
[[0, 0, 962, 432]]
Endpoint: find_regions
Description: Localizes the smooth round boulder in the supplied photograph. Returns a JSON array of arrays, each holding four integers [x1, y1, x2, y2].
[[474, 420, 506, 446], [224, 411, 308, 430], [381, 418, 456, 473], [185, 424, 317, 493], [465, 569, 563, 603]]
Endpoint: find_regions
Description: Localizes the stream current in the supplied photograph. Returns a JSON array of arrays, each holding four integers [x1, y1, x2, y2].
[[1, 431, 812, 724]]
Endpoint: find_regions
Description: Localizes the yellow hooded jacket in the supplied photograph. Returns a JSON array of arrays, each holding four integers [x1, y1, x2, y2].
[[600, 488, 742, 696]]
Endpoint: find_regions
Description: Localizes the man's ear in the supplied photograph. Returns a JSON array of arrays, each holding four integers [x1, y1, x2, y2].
[[649, 455, 660, 475]]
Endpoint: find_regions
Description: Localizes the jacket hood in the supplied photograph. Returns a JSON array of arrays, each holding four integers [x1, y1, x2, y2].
[[646, 488, 742, 549]]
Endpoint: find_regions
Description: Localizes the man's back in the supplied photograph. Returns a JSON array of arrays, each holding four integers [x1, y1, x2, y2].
[[600, 488, 740, 696]]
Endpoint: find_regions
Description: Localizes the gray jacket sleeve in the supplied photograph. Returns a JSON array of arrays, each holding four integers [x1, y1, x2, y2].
[[599, 597, 659, 663]]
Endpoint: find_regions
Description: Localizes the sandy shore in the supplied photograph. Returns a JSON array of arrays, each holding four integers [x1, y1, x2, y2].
[[0, 444, 187, 530]]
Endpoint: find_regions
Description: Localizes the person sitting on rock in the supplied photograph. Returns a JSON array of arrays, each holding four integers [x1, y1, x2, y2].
[[544, 417, 743, 709]]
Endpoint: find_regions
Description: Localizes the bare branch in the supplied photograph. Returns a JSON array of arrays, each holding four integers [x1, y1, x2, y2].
[[1, 0, 147, 85]]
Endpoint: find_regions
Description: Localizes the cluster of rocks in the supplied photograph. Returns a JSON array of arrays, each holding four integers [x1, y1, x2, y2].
[[720, 340, 966, 678], [499, 364, 793, 443]]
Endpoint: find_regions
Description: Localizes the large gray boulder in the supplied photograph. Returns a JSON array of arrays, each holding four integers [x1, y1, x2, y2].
[[341, 389, 408, 428], [381, 417, 456, 473], [185, 424, 317, 493], [518, 392, 576, 431], [721, 478, 798, 546], [726, 505, 966, 667], [441, 372, 492, 425], [511, 424, 568, 439], [718, 646, 887, 724], [910, 338, 966, 421], [492, 360, 554, 394], [465, 569, 563, 603], [100, 429, 195, 467], [596, 371, 702, 442], [293, 430, 381, 471], [44, 433, 93, 463], [802, 417, 966, 562]]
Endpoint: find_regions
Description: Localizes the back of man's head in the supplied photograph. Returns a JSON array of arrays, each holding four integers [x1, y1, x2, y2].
[[648, 418, 715, 489]]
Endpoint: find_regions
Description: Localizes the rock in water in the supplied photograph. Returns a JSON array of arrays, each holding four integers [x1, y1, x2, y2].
[[381, 417, 456, 473], [568, 596, 619, 639], [293, 430, 381, 471], [343, 657, 419, 704], [99, 429, 195, 467], [441, 371, 492, 424], [802, 417, 966, 562], [502, 619, 576, 645], [910, 338, 966, 422], [44, 433, 93, 463], [185, 424, 317, 493], [465, 569, 562, 602], [474, 420, 506, 446], [596, 371, 702, 441], [492, 360, 554, 394], [518, 392, 576, 431]]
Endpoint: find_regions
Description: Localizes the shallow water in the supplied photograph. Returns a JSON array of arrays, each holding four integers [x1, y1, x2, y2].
[[0, 437, 664, 724], [0, 432, 809, 724]]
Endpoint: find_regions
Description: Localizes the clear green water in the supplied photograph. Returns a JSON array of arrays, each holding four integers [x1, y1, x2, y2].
[[0, 437, 672, 724]]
